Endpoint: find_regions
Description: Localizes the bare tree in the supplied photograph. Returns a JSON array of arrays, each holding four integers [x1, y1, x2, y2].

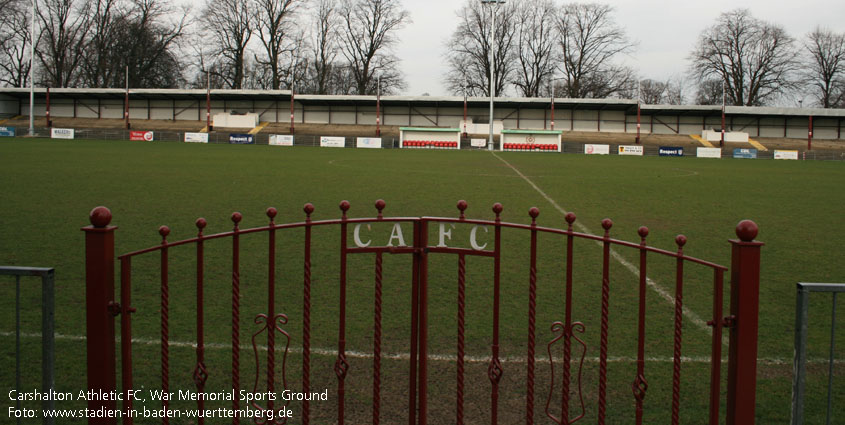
[[664, 76, 687, 105], [338, 0, 408, 95], [121, 0, 189, 88], [36, 0, 92, 87], [694, 78, 723, 105], [254, 0, 299, 90], [444, 0, 517, 97], [0, 0, 32, 87], [690, 9, 799, 106], [201, 0, 253, 89], [307, 0, 339, 94], [79, 0, 122, 87], [512, 0, 556, 97], [638, 79, 667, 104], [555, 3, 635, 98], [804, 27, 845, 108]]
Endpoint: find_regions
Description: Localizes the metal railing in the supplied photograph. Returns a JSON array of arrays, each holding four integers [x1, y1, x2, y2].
[[792, 282, 843, 425], [1, 266, 56, 425]]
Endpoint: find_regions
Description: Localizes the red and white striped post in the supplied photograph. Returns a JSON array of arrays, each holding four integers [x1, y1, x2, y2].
[[635, 99, 641, 144], [45, 87, 52, 128], [124, 67, 130, 130], [726, 220, 763, 425], [462, 89, 468, 138], [206, 71, 212, 132], [290, 83, 295, 135], [83, 207, 118, 425]]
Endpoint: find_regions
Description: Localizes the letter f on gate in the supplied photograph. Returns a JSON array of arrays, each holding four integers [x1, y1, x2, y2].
[[438, 223, 456, 247]]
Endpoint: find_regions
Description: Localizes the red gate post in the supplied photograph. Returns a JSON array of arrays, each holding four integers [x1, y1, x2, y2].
[[82, 206, 118, 425], [726, 220, 763, 425]]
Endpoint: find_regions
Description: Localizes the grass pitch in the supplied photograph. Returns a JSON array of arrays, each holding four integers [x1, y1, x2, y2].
[[1, 138, 843, 423]]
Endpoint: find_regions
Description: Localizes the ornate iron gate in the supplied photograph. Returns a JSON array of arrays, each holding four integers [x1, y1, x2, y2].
[[83, 200, 763, 425]]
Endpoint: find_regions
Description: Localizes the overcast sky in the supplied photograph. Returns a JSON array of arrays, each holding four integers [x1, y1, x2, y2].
[[396, 0, 845, 97]]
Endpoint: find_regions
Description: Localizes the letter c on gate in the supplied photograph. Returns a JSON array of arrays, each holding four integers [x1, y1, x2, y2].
[[470, 225, 488, 251], [353, 223, 371, 247]]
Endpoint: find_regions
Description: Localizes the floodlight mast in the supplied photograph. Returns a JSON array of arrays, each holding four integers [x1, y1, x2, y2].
[[28, 0, 35, 136], [482, 0, 505, 151]]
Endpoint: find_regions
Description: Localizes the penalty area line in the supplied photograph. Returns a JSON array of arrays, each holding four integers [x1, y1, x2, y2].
[[490, 151, 724, 345]]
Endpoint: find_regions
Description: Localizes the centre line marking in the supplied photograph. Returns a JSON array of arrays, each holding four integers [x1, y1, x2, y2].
[[491, 151, 724, 344]]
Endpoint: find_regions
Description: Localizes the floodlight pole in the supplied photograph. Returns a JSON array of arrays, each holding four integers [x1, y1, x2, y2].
[[721, 80, 726, 148], [550, 85, 556, 131], [290, 80, 295, 134], [482, 0, 504, 151], [376, 74, 381, 137], [28, 0, 35, 136], [289, 56, 296, 135]]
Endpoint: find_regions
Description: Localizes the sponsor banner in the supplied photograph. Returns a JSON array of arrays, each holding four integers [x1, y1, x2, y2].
[[584, 144, 610, 155], [0, 126, 15, 137], [658, 146, 684, 157], [130, 131, 154, 141], [471, 138, 486, 147], [696, 147, 722, 158], [618, 145, 643, 156], [51, 128, 74, 139], [184, 132, 209, 143], [774, 150, 799, 160], [269, 135, 294, 146], [320, 136, 345, 148], [732, 148, 757, 159], [356, 137, 382, 148], [229, 133, 254, 144]]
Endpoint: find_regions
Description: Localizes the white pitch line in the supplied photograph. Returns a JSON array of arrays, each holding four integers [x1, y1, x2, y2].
[[491, 152, 725, 345], [3, 331, 816, 366]]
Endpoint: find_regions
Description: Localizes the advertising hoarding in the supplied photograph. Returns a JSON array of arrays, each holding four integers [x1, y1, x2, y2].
[[184, 132, 209, 143], [320, 136, 345, 147]]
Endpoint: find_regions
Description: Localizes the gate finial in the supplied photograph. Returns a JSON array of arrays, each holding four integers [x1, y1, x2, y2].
[[159, 226, 170, 241], [457, 200, 468, 219], [565, 212, 576, 230], [89, 206, 112, 228], [529, 207, 540, 223], [339, 200, 350, 219], [492, 202, 503, 220], [266, 207, 277, 222], [303, 203, 315, 218], [195, 218, 207, 234], [638, 226, 649, 241], [601, 218, 613, 236], [375, 199, 386, 218], [735, 220, 758, 242]]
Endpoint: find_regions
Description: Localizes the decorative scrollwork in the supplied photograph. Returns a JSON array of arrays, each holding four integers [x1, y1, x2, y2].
[[334, 354, 349, 380], [632, 374, 648, 402], [192, 362, 208, 387], [545, 321, 587, 425], [250, 313, 291, 425], [487, 357, 503, 384]]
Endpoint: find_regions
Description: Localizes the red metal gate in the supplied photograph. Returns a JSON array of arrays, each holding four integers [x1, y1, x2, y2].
[[83, 200, 762, 425]]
